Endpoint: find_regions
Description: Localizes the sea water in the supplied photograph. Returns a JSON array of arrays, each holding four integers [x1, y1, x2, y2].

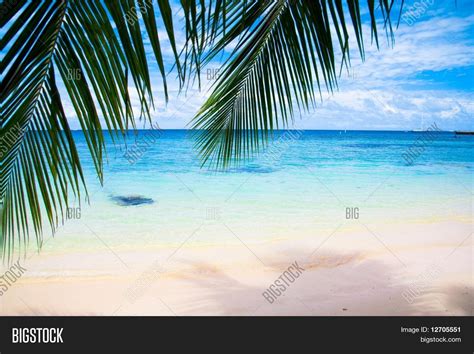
[[37, 130, 473, 253]]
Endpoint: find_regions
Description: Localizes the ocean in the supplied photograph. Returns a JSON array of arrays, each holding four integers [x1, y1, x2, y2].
[[39, 130, 473, 254]]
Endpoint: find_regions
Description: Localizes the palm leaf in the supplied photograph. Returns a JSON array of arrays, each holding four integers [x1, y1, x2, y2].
[[191, 0, 402, 168], [0, 0, 185, 260]]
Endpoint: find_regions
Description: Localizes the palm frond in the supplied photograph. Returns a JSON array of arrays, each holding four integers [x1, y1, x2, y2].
[[191, 0, 402, 168], [0, 0, 183, 260]]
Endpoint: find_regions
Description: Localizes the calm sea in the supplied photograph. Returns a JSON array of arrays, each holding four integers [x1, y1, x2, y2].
[[40, 130, 473, 253]]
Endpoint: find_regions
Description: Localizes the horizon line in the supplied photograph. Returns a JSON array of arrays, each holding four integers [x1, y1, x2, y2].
[[68, 128, 463, 132]]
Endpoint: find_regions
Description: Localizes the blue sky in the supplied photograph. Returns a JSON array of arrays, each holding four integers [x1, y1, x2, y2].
[[61, 0, 473, 131]]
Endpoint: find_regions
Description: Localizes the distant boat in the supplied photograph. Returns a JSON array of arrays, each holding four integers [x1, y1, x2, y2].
[[454, 131, 474, 135]]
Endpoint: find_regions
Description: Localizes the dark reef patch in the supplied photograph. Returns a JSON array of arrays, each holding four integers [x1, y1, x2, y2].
[[110, 195, 154, 206]]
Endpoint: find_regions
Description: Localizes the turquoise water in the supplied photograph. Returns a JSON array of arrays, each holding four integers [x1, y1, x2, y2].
[[45, 130, 473, 252]]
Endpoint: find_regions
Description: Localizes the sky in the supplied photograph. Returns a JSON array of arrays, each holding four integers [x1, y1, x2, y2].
[[63, 0, 474, 131]]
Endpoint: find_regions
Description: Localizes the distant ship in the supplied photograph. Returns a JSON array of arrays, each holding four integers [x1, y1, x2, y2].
[[454, 131, 474, 135]]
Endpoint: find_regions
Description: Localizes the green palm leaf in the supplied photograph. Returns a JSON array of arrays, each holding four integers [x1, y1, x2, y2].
[[0, 0, 191, 260], [191, 0, 402, 168]]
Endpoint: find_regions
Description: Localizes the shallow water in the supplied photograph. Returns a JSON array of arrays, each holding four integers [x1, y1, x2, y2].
[[38, 130, 473, 253]]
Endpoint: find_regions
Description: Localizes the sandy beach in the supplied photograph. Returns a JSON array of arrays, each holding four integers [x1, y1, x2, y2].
[[1, 220, 471, 316]]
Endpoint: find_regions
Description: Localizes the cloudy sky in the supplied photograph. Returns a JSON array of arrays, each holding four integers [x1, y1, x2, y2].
[[64, 0, 474, 131]]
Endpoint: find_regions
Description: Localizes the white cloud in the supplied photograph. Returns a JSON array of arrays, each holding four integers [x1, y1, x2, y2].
[[61, 3, 473, 131]]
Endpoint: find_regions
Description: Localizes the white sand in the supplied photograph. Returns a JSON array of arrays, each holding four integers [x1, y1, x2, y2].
[[0, 221, 472, 316]]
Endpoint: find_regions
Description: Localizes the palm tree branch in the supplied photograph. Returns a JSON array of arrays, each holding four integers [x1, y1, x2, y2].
[[1, 0, 187, 260], [191, 0, 401, 168]]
